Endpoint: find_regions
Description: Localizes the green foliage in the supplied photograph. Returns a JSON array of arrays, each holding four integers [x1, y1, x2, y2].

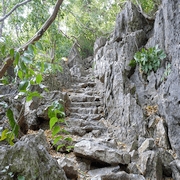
[[48, 100, 73, 152], [129, 45, 166, 75], [0, 109, 19, 145], [0, 128, 15, 145], [131, 0, 160, 15], [6, 109, 19, 137], [61, 0, 122, 58], [11, 42, 63, 101]]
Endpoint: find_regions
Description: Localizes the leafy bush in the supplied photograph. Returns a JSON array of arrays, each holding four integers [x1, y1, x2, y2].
[[0, 42, 64, 146], [129, 45, 166, 75]]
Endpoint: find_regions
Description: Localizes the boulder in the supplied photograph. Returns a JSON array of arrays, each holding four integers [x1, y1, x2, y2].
[[0, 130, 67, 180], [74, 139, 131, 165]]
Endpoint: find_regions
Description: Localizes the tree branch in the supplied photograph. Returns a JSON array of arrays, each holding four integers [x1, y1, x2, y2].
[[0, 0, 32, 22], [0, 0, 64, 79]]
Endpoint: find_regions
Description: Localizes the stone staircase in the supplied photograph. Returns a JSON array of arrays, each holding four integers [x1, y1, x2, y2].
[[65, 68, 106, 138]]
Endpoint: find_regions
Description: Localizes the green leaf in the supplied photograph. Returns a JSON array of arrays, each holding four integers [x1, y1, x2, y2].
[[18, 70, 23, 79], [6, 109, 19, 137], [19, 80, 29, 91], [48, 107, 55, 119], [21, 56, 32, 64], [57, 144, 65, 151], [6, 132, 15, 145], [159, 52, 166, 60], [26, 91, 41, 101], [64, 137, 72, 142], [53, 136, 63, 145], [10, 49, 14, 59], [15, 52, 20, 65], [52, 126, 60, 136], [36, 74, 42, 84], [59, 118, 65, 123], [0, 129, 8, 140], [66, 145, 74, 152], [50, 117, 58, 130], [17, 175, 25, 180], [1, 45, 6, 55], [19, 61, 27, 73], [35, 42, 43, 50], [28, 44, 34, 55], [129, 59, 136, 68]]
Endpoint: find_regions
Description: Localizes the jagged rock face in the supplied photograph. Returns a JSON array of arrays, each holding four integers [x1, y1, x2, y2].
[[0, 130, 67, 180], [94, 0, 180, 154], [147, 0, 180, 158], [93, 0, 179, 178], [94, 2, 149, 143]]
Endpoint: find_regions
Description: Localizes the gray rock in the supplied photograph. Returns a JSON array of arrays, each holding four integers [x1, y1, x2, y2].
[[91, 171, 145, 180], [93, 2, 148, 144], [158, 149, 174, 177], [74, 139, 130, 165], [88, 166, 120, 177], [57, 157, 78, 179], [128, 162, 141, 174], [94, 37, 107, 55], [43, 60, 72, 91], [138, 138, 155, 154], [111, 2, 148, 43], [0, 130, 67, 180], [68, 43, 82, 67], [170, 159, 180, 180], [138, 150, 162, 180], [155, 117, 171, 149], [145, 0, 180, 158], [83, 56, 93, 69], [23, 91, 70, 130]]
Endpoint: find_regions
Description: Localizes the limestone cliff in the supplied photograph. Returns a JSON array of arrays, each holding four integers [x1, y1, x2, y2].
[[94, 0, 180, 179]]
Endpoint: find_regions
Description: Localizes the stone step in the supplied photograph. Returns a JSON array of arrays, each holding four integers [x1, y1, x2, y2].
[[69, 107, 98, 114], [70, 95, 101, 102], [71, 82, 96, 89], [71, 76, 95, 83], [70, 101, 102, 108], [68, 90, 97, 96], [69, 113, 102, 121]]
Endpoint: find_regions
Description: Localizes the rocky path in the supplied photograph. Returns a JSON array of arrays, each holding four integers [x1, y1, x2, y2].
[[65, 68, 106, 138], [61, 68, 146, 179], [59, 65, 174, 180]]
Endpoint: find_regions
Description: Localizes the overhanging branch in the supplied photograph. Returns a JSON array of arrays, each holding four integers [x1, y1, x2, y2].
[[0, 0, 64, 79], [0, 0, 32, 22]]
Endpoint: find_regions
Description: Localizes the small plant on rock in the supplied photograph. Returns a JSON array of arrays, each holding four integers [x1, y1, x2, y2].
[[48, 100, 73, 152], [0, 109, 19, 145], [129, 45, 166, 75]]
